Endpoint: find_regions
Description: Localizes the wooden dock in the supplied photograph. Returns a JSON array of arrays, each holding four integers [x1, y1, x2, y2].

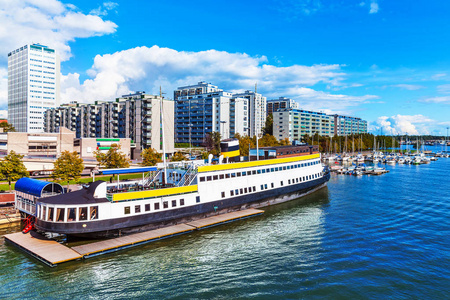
[[4, 208, 264, 266], [4, 231, 82, 267]]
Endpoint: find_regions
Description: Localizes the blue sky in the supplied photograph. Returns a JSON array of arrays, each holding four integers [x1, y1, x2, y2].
[[1, 0, 450, 135]]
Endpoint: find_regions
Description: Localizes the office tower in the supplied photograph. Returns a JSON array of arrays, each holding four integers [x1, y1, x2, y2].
[[8, 44, 60, 132]]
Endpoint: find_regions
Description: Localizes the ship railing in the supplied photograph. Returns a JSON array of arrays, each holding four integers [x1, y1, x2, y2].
[[142, 169, 161, 187], [176, 165, 197, 187]]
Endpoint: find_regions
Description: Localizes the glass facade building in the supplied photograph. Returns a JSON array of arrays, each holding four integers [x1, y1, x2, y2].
[[8, 44, 60, 132]]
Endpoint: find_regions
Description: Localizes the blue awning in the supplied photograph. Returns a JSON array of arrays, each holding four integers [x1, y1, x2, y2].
[[100, 166, 158, 175], [15, 177, 64, 197]]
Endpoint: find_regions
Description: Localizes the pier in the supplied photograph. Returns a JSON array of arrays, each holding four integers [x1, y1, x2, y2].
[[4, 208, 264, 267]]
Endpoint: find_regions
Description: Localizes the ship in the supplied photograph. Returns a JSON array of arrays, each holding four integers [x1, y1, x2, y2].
[[32, 141, 330, 238]]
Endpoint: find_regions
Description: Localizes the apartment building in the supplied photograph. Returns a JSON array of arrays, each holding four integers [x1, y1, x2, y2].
[[266, 97, 299, 115], [273, 108, 335, 142], [44, 92, 174, 157], [233, 90, 266, 137], [174, 82, 248, 146], [333, 114, 368, 136]]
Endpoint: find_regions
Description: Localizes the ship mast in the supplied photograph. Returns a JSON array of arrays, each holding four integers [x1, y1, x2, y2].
[[160, 86, 167, 184]]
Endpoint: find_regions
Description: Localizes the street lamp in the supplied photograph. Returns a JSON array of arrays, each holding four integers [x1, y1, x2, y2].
[[188, 123, 193, 158]]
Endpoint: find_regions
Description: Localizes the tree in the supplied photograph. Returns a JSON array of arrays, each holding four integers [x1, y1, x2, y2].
[[171, 151, 187, 161], [203, 131, 221, 156], [141, 148, 162, 166], [0, 121, 15, 132], [0, 150, 28, 191], [262, 113, 273, 136], [52, 151, 84, 190], [94, 144, 130, 169]]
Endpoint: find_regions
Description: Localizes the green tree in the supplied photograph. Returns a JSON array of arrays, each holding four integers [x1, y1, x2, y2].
[[0, 150, 28, 191], [0, 122, 15, 132], [171, 151, 187, 161], [203, 132, 221, 156], [94, 144, 130, 169], [52, 151, 84, 190], [262, 113, 273, 135], [141, 148, 162, 166]]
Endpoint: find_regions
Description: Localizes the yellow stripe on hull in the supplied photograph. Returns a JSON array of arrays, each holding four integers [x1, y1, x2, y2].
[[112, 185, 198, 201], [221, 150, 240, 158], [198, 153, 320, 173]]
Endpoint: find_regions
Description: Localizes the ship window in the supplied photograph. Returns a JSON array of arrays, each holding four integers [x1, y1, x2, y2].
[[226, 173, 230, 178], [163, 201, 168, 208], [237, 172, 241, 177], [42, 206, 47, 220], [283, 166, 287, 170], [242, 172, 246, 176], [288, 180, 291, 184], [271, 183, 274, 188], [207, 176, 212, 181], [172, 200, 176, 207], [90, 206, 98, 220], [244, 188, 248, 193], [281, 181, 284, 186], [56, 208, 65, 222], [154, 203, 160, 210], [180, 199, 185, 206], [124, 207, 130, 215], [265, 184, 268, 189], [213, 175, 218, 180], [249, 171, 254, 175], [303, 176, 306, 181], [68, 208, 76, 221], [47, 207, 54, 221], [231, 190, 234, 196], [235, 189, 239, 195], [260, 185, 264, 190], [145, 204, 150, 211], [287, 166, 290, 170], [135, 205, 141, 213], [196, 196, 200, 203], [219, 174, 224, 179], [200, 177, 205, 182], [253, 186, 256, 192], [257, 170, 261, 174], [240, 188, 243, 194], [221, 192, 225, 198], [231, 173, 236, 178], [79, 207, 88, 220], [296, 178, 299, 183]]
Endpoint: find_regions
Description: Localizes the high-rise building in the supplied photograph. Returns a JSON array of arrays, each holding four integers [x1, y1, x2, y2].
[[44, 92, 174, 158], [174, 82, 248, 146], [232, 90, 266, 137], [8, 44, 60, 132], [273, 108, 335, 142], [332, 115, 367, 136], [266, 97, 299, 115]]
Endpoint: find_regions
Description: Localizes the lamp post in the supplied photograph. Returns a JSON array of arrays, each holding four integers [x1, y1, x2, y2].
[[188, 123, 193, 158]]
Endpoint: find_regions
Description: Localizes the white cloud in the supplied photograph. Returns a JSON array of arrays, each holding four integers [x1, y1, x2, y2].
[[421, 96, 450, 104], [372, 114, 433, 135], [437, 84, 450, 94], [0, 110, 6, 119], [90, 1, 118, 16], [369, 1, 379, 14], [390, 84, 425, 91], [61, 45, 369, 109], [0, 0, 117, 62], [0, 67, 6, 108]]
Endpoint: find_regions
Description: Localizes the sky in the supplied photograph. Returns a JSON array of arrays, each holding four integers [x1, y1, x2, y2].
[[0, 0, 450, 136]]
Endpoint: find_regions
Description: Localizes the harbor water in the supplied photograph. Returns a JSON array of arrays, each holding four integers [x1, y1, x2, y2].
[[1, 152, 449, 299]]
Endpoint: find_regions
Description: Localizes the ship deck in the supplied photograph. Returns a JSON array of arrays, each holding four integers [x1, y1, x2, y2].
[[4, 208, 264, 267]]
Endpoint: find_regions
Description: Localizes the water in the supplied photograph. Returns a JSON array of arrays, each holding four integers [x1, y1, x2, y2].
[[1, 153, 449, 299]]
